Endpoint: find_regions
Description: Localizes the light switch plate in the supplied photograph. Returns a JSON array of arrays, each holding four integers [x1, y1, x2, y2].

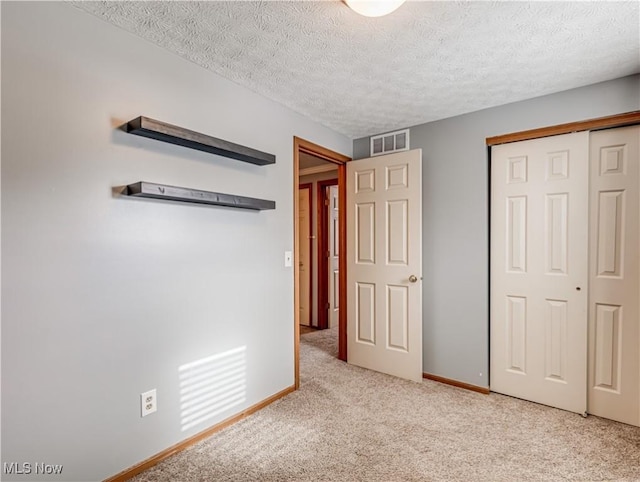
[[284, 251, 292, 267]]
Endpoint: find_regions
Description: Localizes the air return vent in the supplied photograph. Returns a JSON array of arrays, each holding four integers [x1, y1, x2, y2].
[[370, 129, 410, 157]]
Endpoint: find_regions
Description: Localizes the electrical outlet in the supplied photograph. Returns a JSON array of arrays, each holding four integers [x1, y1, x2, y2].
[[141, 389, 157, 417]]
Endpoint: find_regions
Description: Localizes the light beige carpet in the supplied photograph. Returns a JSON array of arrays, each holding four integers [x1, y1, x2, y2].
[[133, 328, 640, 481]]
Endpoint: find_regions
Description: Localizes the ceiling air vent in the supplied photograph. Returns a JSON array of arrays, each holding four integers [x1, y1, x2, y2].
[[370, 129, 410, 157]]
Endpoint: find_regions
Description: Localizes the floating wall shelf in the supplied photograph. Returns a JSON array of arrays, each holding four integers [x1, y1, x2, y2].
[[125, 116, 276, 166], [126, 182, 276, 211]]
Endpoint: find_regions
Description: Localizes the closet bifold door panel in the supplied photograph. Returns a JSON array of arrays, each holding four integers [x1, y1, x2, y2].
[[490, 132, 589, 415], [588, 126, 640, 427]]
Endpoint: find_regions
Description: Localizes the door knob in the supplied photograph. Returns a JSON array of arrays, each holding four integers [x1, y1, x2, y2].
[[409, 275, 418, 283]]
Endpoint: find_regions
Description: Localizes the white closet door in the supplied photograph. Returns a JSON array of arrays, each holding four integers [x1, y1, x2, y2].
[[491, 132, 589, 414], [588, 126, 640, 427]]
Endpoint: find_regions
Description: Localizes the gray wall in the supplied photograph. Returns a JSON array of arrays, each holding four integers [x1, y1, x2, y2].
[[354, 75, 640, 388], [1, 3, 351, 481]]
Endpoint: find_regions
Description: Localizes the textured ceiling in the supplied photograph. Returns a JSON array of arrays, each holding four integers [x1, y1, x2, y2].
[[73, 1, 640, 139]]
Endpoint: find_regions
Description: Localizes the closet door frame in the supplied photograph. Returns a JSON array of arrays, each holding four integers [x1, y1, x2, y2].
[[487, 111, 640, 146]]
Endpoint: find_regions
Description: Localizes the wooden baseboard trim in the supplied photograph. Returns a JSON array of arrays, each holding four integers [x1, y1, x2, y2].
[[423, 373, 490, 395], [104, 385, 296, 482]]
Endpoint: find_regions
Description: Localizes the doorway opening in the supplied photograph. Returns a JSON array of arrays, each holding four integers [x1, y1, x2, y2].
[[317, 178, 339, 330], [298, 182, 313, 330], [293, 137, 350, 389]]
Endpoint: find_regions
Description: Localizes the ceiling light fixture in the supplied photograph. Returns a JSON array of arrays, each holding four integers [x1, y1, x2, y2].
[[344, 0, 406, 17]]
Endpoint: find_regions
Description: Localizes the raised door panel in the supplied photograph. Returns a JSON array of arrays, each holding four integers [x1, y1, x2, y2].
[[387, 285, 408, 352], [593, 304, 621, 391], [596, 190, 624, 278], [387, 200, 408, 265], [356, 283, 376, 345], [507, 196, 527, 273], [506, 296, 527, 374], [356, 203, 375, 264], [545, 194, 568, 275], [545, 299, 568, 382]]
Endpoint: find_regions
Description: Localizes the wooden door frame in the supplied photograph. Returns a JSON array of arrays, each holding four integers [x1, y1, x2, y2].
[[298, 183, 313, 328], [317, 178, 339, 330], [294, 137, 350, 389]]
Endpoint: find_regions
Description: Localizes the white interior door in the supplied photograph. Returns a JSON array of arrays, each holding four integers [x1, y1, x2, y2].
[[491, 132, 589, 414], [328, 185, 340, 329], [588, 125, 640, 426], [299, 187, 311, 327], [347, 149, 422, 382]]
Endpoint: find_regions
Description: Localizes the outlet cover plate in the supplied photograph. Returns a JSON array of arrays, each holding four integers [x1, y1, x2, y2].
[[141, 389, 157, 417]]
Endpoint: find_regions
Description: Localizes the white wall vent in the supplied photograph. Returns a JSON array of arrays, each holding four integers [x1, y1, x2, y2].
[[370, 129, 410, 157]]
